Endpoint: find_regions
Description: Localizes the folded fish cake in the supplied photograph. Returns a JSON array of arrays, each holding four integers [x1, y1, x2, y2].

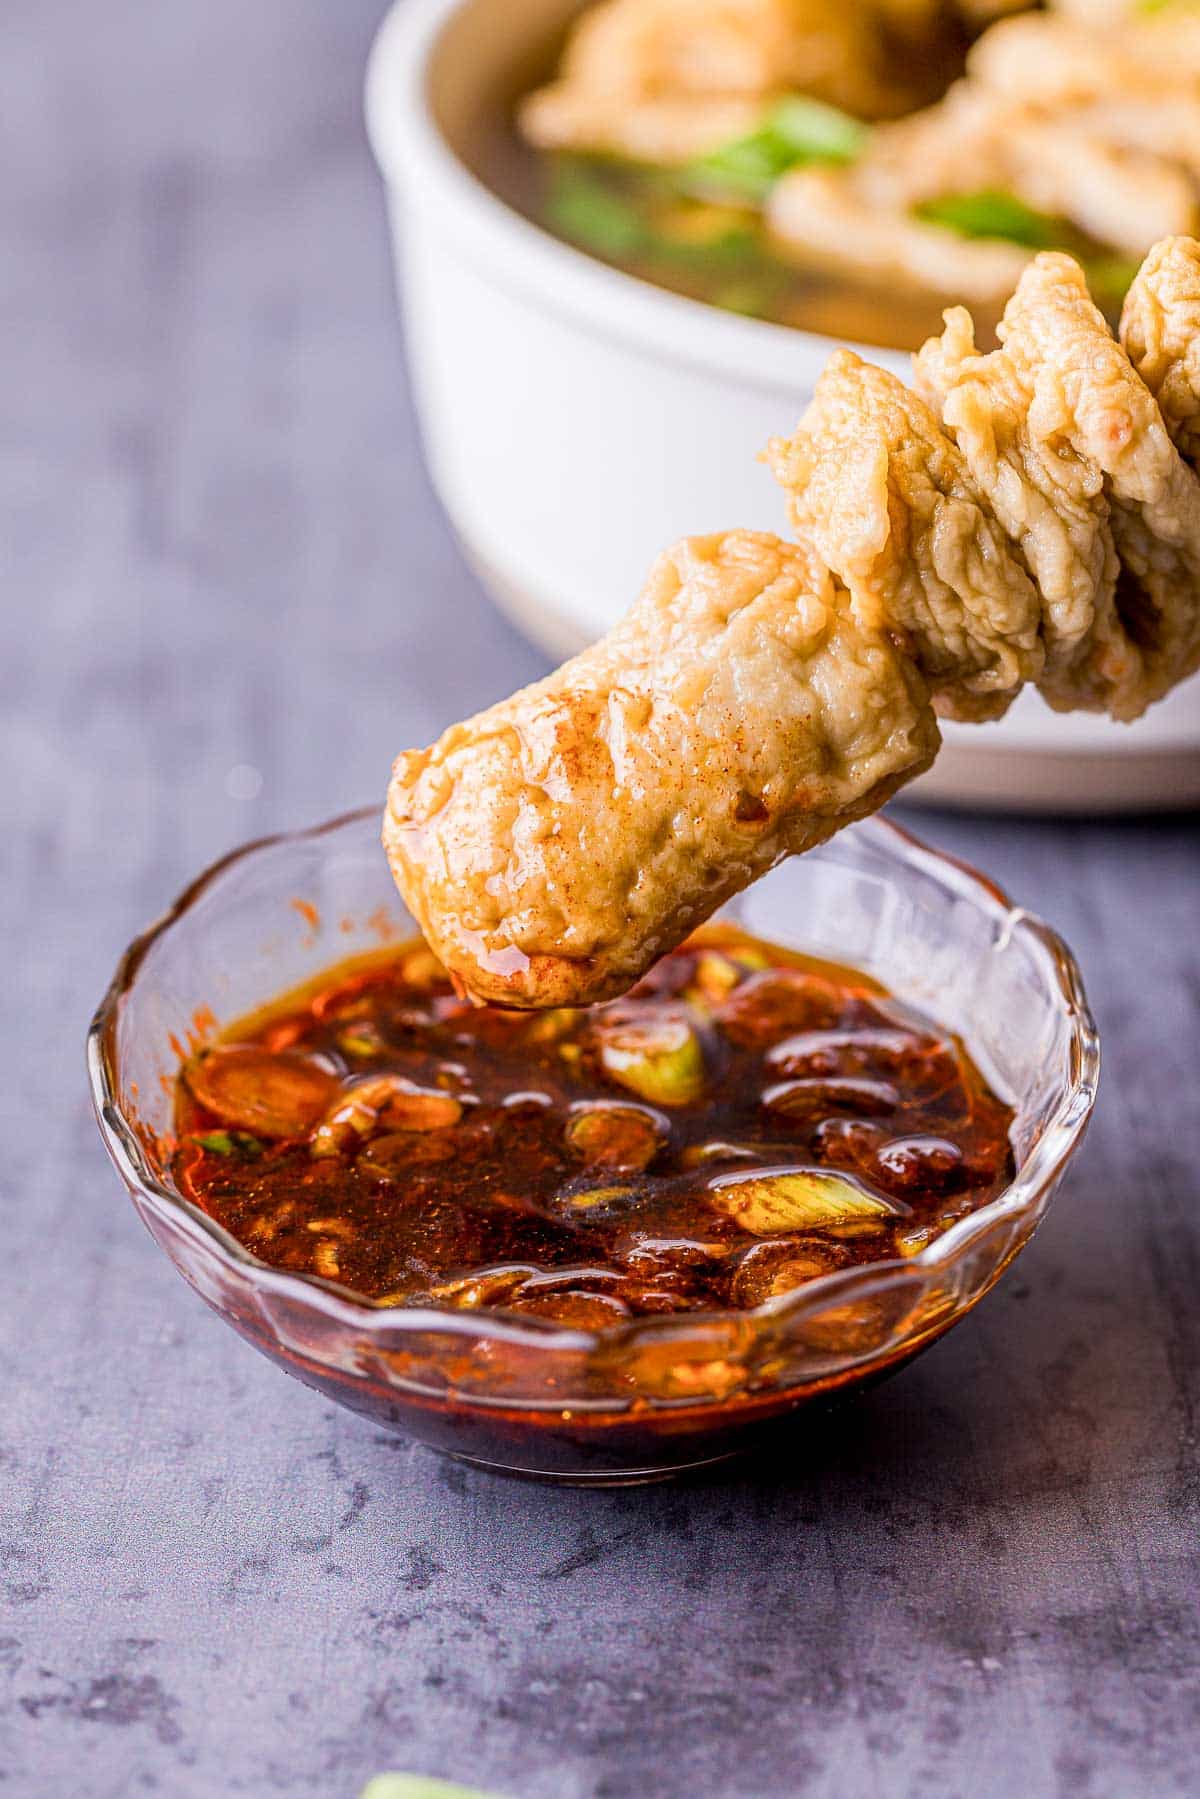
[[1122, 236, 1200, 473], [919, 250, 1200, 716], [768, 349, 1044, 721]]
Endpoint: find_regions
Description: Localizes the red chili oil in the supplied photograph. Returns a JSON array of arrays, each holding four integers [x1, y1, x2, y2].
[[172, 925, 1015, 1323]]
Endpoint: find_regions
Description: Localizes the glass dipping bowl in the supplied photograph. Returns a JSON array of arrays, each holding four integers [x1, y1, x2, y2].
[[88, 810, 1098, 1484]]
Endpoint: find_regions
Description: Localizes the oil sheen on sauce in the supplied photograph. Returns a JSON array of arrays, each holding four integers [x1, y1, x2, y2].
[[172, 924, 1016, 1325]]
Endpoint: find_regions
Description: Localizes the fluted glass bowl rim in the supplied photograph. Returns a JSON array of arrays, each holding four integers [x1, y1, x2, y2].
[[87, 807, 1100, 1360]]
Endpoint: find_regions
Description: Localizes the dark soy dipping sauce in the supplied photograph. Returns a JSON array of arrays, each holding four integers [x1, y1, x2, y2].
[[173, 926, 1015, 1324]]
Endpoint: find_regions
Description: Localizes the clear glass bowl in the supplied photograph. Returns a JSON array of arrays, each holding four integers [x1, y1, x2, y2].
[[88, 809, 1099, 1484]]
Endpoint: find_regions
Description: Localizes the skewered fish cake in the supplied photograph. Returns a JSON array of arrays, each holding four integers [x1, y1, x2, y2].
[[385, 241, 1200, 1008]]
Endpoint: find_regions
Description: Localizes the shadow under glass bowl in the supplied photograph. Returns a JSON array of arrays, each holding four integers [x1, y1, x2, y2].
[[88, 810, 1099, 1485]]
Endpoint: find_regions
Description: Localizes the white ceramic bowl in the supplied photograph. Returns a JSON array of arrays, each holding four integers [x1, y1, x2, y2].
[[365, 0, 1200, 812]]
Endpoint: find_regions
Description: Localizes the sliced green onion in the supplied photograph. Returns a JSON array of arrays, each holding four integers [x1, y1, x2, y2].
[[915, 192, 1139, 313], [685, 97, 867, 203], [660, 223, 760, 269], [709, 1170, 895, 1236], [914, 190, 1065, 249], [597, 1013, 705, 1106], [770, 96, 869, 162], [545, 162, 648, 257], [546, 159, 764, 278], [191, 1129, 263, 1158], [710, 276, 785, 316]]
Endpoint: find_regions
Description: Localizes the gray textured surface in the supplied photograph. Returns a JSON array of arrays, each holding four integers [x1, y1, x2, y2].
[[3, 3, 1199, 1795]]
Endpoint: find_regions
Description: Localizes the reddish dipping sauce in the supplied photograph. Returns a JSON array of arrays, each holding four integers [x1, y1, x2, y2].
[[172, 925, 1015, 1322]]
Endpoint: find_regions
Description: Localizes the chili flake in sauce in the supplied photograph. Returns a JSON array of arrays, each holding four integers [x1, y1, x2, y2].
[[172, 925, 1015, 1322]]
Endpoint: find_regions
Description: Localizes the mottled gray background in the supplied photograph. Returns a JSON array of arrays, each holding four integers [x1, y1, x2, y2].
[[3, 3, 1199, 1795]]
